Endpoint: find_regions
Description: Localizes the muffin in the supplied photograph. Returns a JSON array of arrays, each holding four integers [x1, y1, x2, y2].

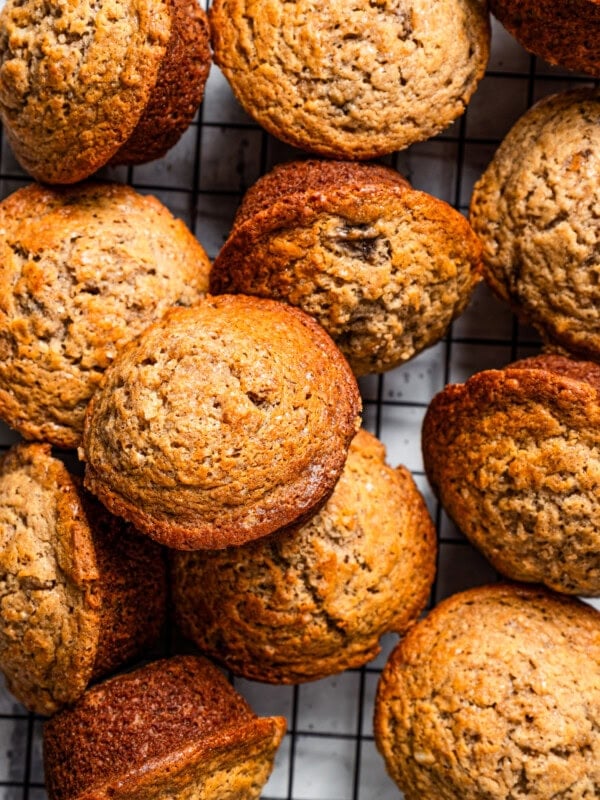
[[489, 0, 600, 76], [210, 0, 490, 159], [470, 88, 600, 361], [82, 294, 361, 550], [0, 442, 166, 716], [0, 0, 211, 183], [211, 160, 482, 376], [0, 181, 210, 448], [43, 655, 287, 800], [422, 354, 600, 595], [374, 583, 600, 800], [171, 429, 437, 683]]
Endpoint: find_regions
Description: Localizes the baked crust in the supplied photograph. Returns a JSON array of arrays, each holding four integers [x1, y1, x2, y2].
[[422, 355, 600, 594], [210, 0, 489, 159], [43, 655, 287, 800], [0, 0, 211, 182], [374, 583, 600, 800], [489, 0, 600, 76], [0, 442, 166, 715], [82, 294, 361, 550], [508, 353, 600, 395], [211, 159, 482, 375], [111, 0, 211, 165], [470, 89, 600, 360], [0, 0, 170, 182], [0, 181, 209, 448], [230, 160, 411, 228], [172, 429, 437, 682]]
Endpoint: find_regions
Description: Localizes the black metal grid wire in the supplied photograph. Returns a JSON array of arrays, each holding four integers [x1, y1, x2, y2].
[[0, 4, 597, 798]]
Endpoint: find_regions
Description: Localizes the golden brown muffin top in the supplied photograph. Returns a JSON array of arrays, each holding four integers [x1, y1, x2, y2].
[[171, 428, 437, 683], [0, 181, 210, 448], [43, 655, 287, 800], [210, 0, 489, 159], [211, 159, 482, 375], [422, 356, 600, 595], [374, 583, 600, 800], [82, 294, 361, 550], [0, 0, 170, 183], [0, 442, 101, 715], [470, 88, 600, 361], [0, 441, 167, 715]]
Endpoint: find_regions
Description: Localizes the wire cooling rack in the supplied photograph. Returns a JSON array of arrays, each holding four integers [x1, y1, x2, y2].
[[0, 6, 598, 799]]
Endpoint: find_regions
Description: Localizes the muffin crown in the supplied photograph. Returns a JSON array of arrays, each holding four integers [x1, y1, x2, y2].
[[374, 583, 600, 800], [172, 428, 437, 683], [82, 294, 361, 549], [0, 442, 166, 715], [211, 159, 482, 375], [422, 358, 600, 595], [470, 88, 600, 360], [0, 442, 100, 714], [0, 0, 171, 182], [210, 0, 489, 158], [0, 181, 209, 447]]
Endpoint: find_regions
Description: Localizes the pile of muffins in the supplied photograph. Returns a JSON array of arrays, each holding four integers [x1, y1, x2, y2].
[[0, 0, 598, 798]]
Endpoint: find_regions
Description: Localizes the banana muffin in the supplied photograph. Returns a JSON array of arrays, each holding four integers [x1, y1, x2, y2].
[[470, 88, 600, 361], [210, 0, 490, 159], [43, 655, 287, 800], [0, 0, 211, 183], [211, 160, 482, 376], [82, 294, 361, 550], [489, 0, 600, 76], [0, 181, 210, 448], [422, 354, 600, 595], [171, 429, 436, 683], [0, 442, 166, 716], [374, 583, 600, 800]]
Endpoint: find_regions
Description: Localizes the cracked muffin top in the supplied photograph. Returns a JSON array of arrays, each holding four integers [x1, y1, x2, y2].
[[0, 181, 210, 449], [470, 88, 600, 360], [0, 442, 166, 716], [171, 428, 437, 683], [422, 354, 600, 595], [210, 160, 482, 376], [0, 0, 211, 183], [82, 294, 361, 550], [210, 0, 489, 159], [43, 655, 287, 800], [489, 0, 600, 76], [374, 583, 600, 800]]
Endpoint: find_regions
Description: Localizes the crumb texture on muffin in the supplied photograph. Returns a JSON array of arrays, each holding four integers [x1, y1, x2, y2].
[[0, 0, 171, 182], [82, 294, 361, 550], [0, 442, 166, 715], [0, 443, 100, 715], [172, 428, 436, 682], [210, 0, 489, 158], [422, 358, 600, 595], [0, 181, 209, 448], [374, 584, 600, 800], [43, 655, 287, 800], [211, 160, 482, 375], [470, 89, 600, 360]]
